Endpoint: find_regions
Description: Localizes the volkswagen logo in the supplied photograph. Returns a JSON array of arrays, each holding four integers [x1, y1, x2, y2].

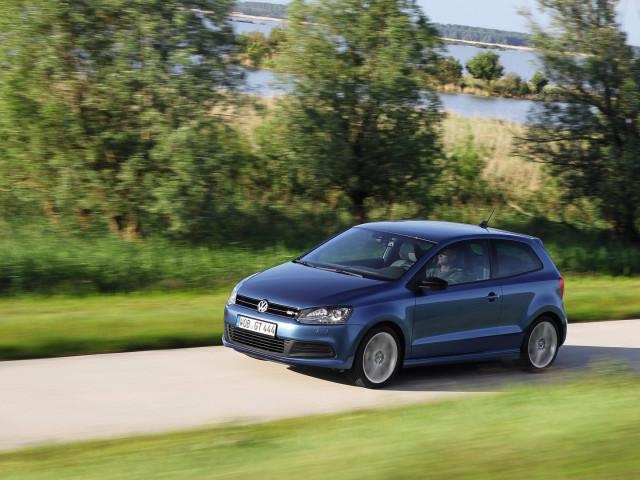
[[257, 300, 269, 313]]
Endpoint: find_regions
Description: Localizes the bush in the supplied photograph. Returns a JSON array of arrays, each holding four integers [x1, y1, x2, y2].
[[493, 72, 531, 96]]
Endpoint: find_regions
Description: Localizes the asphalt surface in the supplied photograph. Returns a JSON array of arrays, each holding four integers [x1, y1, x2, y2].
[[1, 319, 639, 452]]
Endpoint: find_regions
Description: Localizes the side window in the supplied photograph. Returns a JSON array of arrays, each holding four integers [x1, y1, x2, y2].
[[423, 240, 490, 285], [492, 240, 543, 278]]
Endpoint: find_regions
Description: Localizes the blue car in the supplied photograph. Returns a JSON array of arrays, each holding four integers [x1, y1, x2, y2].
[[223, 220, 567, 388]]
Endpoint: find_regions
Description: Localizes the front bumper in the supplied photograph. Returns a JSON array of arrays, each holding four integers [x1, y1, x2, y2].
[[223, 304, 362, 369]]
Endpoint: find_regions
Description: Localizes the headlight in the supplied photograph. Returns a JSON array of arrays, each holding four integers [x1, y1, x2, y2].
[[297, 306, 353, 325], [227, 284, 238, 306], [226, 273, 259, 306]]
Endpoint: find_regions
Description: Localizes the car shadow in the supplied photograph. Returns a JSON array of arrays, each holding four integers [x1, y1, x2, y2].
[[288, 345, 640, 392]]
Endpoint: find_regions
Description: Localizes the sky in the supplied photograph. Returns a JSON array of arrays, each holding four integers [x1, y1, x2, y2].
[[418, 0, 640, 46], [265, 0, 640, 46]]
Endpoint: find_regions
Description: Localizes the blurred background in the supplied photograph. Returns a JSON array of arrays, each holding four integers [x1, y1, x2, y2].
[[1, 0, 639, 299]]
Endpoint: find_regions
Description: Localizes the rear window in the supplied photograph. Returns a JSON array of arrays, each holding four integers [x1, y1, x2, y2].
[[493, 240, 543, 278]]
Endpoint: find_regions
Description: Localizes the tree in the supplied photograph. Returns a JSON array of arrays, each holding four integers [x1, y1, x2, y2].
[[519, 0, 640, 241], [437, 56, 464, 85], [238, 31, 271, 66], [465, 51, 505, 83], [0, 0, 241, 239], [530, 71, 548, 94], [268, 26, 286, 47], [259, 0, 444, 222], [237, 28, 285, 67]]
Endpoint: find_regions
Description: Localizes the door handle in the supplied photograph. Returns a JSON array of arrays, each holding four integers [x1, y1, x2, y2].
[[485, 292, 500, 302]]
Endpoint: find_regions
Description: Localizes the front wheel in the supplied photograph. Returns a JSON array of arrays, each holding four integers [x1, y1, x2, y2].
[[521, 317, 559, 370], [346, 326, 401, 388]]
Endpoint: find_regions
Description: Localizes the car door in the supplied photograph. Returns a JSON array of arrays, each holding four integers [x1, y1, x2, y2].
[[409, 240, 503, 359]]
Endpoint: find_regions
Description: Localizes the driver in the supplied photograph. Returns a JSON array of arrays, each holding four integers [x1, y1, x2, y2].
[[426, 248, 464, 284]]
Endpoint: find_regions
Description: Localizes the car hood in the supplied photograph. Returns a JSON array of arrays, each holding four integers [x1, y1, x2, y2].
[[238, 261, 387, 308]]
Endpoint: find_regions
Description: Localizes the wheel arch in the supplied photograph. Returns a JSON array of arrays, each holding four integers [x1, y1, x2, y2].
[[531, 311, 566, 346], [365, 320, 407, 367]]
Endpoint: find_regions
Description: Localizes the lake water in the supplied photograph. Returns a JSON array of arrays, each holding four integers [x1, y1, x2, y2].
[[232, 17, 545, 124], [243, 69, 542, 124]]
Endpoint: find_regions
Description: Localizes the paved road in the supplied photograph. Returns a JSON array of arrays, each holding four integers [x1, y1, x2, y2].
[[1, 320, 639, 452]]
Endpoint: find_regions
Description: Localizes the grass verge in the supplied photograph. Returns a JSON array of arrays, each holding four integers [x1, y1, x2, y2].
[[1, 276, 639, 361], [1, 371, 638, 479], [0, 291, 228, 360], [564, 276, 640, 322]]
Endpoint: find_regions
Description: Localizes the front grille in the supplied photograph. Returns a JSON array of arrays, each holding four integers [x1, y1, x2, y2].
[[226, 325, 336, 359], [226, 324, 288, 354], [236, 295, 300, 319]]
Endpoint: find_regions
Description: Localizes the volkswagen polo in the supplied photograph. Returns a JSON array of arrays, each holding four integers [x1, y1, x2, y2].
[[223, 220, 567, 388]]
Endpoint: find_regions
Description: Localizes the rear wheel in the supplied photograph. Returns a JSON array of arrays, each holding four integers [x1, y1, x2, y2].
[[346, 326, 401, 388], [521, 317, 559, 370]]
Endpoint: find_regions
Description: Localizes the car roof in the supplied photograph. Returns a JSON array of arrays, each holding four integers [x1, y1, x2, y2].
[[357, 220, 537, 244]]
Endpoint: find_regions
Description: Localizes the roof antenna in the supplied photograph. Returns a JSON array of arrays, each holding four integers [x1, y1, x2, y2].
[[479, 208, 496, 229]]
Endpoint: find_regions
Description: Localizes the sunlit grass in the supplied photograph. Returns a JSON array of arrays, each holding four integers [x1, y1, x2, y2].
[[565, 276, 640, 322], [1, 371, 638, 479], [0, 292, 229, 360]]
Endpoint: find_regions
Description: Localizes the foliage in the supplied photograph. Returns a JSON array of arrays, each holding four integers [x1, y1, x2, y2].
[[0, 224, 302, 295], [519, 0, 640, 242], [465, 51, 505, 82], [259, 0, 444, 222], [436, 56, 464, 84], [237, 27, 285, 66], [530, 70, 549, 94], [440, 134, 491, 204], [238, 31, 271, 65], [493, 72, 531, 96], [0, 0, 243, 240]]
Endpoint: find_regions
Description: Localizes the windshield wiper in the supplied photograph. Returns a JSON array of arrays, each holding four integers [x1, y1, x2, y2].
[[336, 269, 363, 278], [294, 260, 363, 278], [293, 259, 316, 268], [316, 266, 363, 278]]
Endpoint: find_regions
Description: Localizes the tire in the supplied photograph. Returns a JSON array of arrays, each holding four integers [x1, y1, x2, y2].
[[346, 326, 401, 388], [521, 316, 559, 370]]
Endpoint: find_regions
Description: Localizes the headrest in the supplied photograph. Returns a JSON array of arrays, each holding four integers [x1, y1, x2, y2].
[[399, 242, 418, 262]]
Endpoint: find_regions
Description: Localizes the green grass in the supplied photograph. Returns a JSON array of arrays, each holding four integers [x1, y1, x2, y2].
[[565, 276, 640, 322], [1, 372, 638, 479], [0, 276, 639, 361], [0, 291, 228, 360]]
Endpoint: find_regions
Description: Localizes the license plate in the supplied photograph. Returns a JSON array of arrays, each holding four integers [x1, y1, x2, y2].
[[236, 315, 277, 338]]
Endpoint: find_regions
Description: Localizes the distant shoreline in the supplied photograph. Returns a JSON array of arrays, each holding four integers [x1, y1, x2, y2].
[[229, 13, 285, 24], [227, 13, 534, 52], [439, 37, 535, 52]]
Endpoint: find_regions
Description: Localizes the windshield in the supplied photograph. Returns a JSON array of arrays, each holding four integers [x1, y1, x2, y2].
[[297, 227, 435, 281]]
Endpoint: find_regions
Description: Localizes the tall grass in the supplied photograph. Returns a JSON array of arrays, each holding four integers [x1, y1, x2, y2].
[[441, 115, 544, 195], [0, 232, 299, 295]]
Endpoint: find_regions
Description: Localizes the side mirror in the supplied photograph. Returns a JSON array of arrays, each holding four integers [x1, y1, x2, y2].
[[418, 276, 449, 291]]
